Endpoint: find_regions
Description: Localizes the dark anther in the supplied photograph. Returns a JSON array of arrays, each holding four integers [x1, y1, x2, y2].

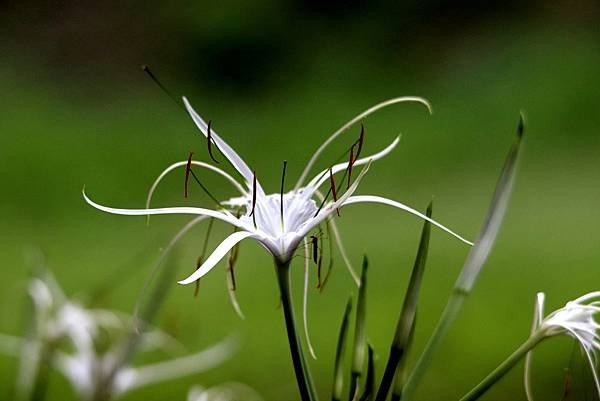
[[194, 217, 214, 298], [250, 171, 257, 228], [280, 160, 287, 229], [184, 152, 194, 198], [319, 221, 334, 292], [310, 235, 318, 264], [206, 120, 220, 164], [346, 124, 364, 189], [227, 247, 239, 291], [317, 250, 323, 289], [346, 145, 355, 190], [228, 216, 241, 291], [355, 123, 365, 160], [316, 227, 325, 289], [329, 168, 340, 217], [193, 256, 203, 298]]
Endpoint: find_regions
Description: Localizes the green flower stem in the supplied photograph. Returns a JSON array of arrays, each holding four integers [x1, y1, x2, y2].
[[460, 332, 546, 401], [275, 259, 318, 401]]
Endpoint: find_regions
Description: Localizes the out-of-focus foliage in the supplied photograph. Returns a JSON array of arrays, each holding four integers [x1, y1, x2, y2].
[[1, 1, 600, 400]]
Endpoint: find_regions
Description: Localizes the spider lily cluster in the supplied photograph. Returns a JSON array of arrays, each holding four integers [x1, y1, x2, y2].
[[0, 273, 236, 401]]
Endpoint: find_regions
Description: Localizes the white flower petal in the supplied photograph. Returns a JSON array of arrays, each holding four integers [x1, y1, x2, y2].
[[305, 136, 401, 193], [328, 219, 360, 286], [296, 162, 372, 240], [54, 351, 95, 399], [534, 293, 545, 331], [525, 293, 545, 401], [582, 344, 600, 397], [302, 238, 317, 360], [178, 231, 255, 285], [314, 189, 360, 286], [115, 336, 238, 393], [561, 326, 600, 396], [572, 291, 600, 305], [226, 264, 245, 320], [146, 160, 247, 224], [83, 190, 243, 228], [294, 96, 431, 190], [524, 348, 535, 401], [342, 195, 473, 245], [182, 97, 265, 197]]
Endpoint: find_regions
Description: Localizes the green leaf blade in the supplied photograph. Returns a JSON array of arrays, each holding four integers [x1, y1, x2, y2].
[[332, 297, 353, 401], [374, 202, 432, 401]]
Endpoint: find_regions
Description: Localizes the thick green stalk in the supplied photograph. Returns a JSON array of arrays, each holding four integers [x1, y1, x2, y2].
[[275, 259, 318, 401], [459, 333, 545, 401]]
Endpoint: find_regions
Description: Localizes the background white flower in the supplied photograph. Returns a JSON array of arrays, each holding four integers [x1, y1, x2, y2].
[[187, 382, 264, 401], [0, 273, 236, 401], [525, 291, 600, 400]]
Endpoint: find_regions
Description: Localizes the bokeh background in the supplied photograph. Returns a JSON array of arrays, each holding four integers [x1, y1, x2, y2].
[[1, 1, 600, 400]]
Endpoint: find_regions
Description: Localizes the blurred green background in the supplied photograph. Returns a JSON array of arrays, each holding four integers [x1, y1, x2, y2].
[[1, 1, 600, 400]]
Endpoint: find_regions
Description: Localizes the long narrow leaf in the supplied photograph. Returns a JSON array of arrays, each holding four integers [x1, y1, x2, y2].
[[349, 256, 369, 400], [403, 114, 525, 399], [333, 298, 353, 401], [359, 344, 376, 401], [375, 202, 432, 401], [454, 113, 525, 292], [391, 315, 417, 401]]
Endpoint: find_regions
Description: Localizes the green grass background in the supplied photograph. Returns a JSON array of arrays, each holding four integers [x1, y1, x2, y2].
[[1, 7, 600, 401]]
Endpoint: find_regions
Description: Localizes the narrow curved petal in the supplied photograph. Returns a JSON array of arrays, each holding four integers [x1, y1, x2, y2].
[[226, 261, 245, 320], [561, 326, 600, 397], [314, 189, 360, 286], [302, 238, 317, 359], [328, 218, 360, 286], [525, 293, 545, 401], [114, 336, 238, 395], [182, 97, 265, 197], [83, 190, 243, 228], [534, 293, 545, 330], [524, 348, 535, 401], [305, 136, 401, 192], [342, 195, 473, 245], [583, 346, 600, 398], [227, 284, 245, 320], [572, 291, 600, 305], [297, 162, 372, 240], [294, 97, 431, 190], [146, 160, 247, 224], [178, 231, 255, 284]]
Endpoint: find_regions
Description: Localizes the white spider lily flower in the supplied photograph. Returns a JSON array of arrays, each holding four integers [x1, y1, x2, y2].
[[54, 335, 236, 400], [525, 291, 600, 399], [1, 274, 236, 401], [187, 382, 264, 401], [84, 96, 473, 287]]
